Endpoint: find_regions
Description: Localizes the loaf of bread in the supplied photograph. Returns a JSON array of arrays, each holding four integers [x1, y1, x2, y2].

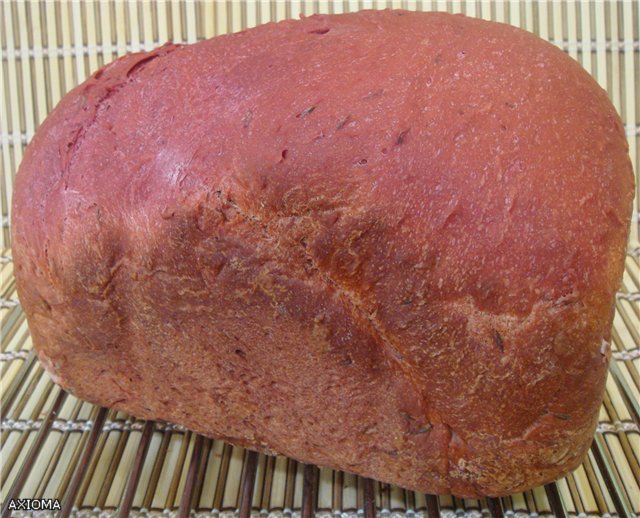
[[12, 9, 634, 497]]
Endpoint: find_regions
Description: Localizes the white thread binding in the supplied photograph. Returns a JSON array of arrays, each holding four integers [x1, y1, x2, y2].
[[1, 42, 163, 60], [616, 292, 640, 302], [2, 39, 637, 62], [612, 348, 640, 361], [0, 350, 30, 361], [1, 417, 636, 435], [0, 418, 185, 433]]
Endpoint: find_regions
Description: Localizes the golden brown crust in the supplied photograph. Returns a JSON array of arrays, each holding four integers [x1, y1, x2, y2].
[[12, 10, 634, 496]]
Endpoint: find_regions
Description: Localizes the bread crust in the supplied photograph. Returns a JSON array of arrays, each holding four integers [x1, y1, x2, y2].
[[12, 10, 634, 496]]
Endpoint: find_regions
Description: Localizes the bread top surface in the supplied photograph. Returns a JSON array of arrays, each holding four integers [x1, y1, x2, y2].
[[11, 9, 634, 495], [15, 9, 633, 307]]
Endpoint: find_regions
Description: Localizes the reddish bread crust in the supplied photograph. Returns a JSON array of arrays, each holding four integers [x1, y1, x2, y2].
[[12, 10, 634, 496]]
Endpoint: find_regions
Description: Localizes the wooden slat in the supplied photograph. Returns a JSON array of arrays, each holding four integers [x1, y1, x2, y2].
[[301, 464, 317, 518], [363, 478, 376, 518], [425, 494, 440, 518], [178, 433, 204, 517], [487, 497, 504, 518], [58, 406, 108, 517], [0, 389, 66, 518], [238, 450, 259, 518], [116, 420, 155, 518], [544, 482, 568, 518]]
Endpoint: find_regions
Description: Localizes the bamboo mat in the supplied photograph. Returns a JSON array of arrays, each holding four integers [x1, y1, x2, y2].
[[1, 1, 639, 517]]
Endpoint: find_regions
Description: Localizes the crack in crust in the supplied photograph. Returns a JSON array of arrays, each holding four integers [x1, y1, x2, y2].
[[210, 189, 587, 494], [209, 190, 446, 483]]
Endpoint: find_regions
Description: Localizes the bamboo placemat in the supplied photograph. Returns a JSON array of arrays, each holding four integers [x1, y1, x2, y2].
[[1, 1, 639, 517]]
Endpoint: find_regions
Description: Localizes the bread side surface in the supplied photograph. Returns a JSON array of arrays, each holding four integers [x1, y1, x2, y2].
[[12, 10, 634, 496]]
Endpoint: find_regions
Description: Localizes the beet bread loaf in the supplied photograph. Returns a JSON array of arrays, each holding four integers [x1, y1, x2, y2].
[[12, 10, 634, 497]]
